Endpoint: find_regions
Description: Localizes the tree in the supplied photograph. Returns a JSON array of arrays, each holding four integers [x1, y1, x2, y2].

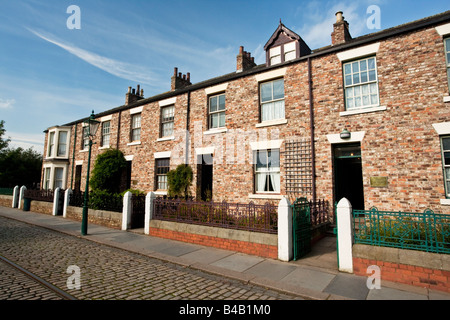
[[0, 120, 10, 152], [167, 164, 193, 198], [0, 147, 42, 188], [89, 148, 127, 193]]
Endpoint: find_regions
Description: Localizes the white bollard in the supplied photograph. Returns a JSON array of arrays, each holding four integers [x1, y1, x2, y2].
[[63, 189, 73, 218], [52, 187, 61, 216], [18, 186, 27, 210], [12, 186, 19, 208], [278, 197, 293, 262], [336, 198, 353, 273], [122, 191, 132, 231], [144, 192, 156, 235]]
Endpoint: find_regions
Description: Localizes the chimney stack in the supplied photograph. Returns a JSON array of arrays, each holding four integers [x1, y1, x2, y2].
[[236, 46, 256, 73], [331, 11, 352, 45], [171, 67, 192, 91], [125, 84, 144, 105]]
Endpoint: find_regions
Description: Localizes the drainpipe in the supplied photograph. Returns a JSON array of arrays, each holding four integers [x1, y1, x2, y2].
[[185, 90, 191, 165], [70, 122, 78, 189], [308, 57, 317, 203], [116, 110, 122, 149]]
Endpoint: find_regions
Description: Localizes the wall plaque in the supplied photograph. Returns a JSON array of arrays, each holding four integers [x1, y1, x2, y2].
[[370, 177, 388, 187]]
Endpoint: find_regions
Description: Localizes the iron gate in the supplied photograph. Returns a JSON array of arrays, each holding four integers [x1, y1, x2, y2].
[[291, 197, 312, 260]]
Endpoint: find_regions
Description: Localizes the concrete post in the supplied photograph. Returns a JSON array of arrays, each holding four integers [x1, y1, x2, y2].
[[122, 191, 132, 231], [63, 189, 72, 218], [336, 197, 353, 273], [12, 185, 19, 208], [278, 197, 293, 262], [18, 186, 27, 210], [52, 187, 61, 216], [144, 192, 156, 235]]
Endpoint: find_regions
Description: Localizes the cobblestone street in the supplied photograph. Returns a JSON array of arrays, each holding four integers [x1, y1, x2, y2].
[[0, 217, 301, 301]]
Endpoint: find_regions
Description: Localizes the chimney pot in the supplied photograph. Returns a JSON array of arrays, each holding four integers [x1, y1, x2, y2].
[[140, 89, 144, 97], [239, 46, 244, 54], [128, 87, 132, 93], [174, 67, 178, 76], [336, 11, 344, 23]]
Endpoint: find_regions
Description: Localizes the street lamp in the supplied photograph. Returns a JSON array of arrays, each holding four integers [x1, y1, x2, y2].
[[81, 110, 100, 236]]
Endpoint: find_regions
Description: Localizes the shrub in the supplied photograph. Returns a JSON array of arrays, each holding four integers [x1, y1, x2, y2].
[[89, 149, 127, 194], [167, 164, 193, 198]]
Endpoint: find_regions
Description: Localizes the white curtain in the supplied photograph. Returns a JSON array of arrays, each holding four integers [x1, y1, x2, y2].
[[256, 172, 267, 192]]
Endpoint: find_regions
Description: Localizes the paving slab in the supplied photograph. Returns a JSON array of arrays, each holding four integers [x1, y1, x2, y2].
[[210, 253, 265, 272], [279, 266, 335, 292], [324, 273, 369, 300], [243, 260, 297, 281], [180, 247, 234, 265], [367, 286, 428, 300]]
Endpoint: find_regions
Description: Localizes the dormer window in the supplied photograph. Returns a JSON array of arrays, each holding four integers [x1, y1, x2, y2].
[[264, 21, 311, 67]]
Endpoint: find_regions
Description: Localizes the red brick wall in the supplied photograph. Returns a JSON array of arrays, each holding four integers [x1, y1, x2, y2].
[[353, 257, 450, 293], [149, 227, 278, 259]]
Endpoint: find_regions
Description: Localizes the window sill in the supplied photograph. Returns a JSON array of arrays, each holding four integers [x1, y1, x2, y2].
[[443, 96, 450, 103], [157, 136, 174, 142], [340, 105, 386, 117], [256, 119, 287, 128], [127, 141, 141, 146], [248, 193, 284, 200], [99, 146, 110, 150], [79, 149, 88, 153], [154, 191, 168, 196], [203, 128, 227, 135], [440, 199, 450, 206]]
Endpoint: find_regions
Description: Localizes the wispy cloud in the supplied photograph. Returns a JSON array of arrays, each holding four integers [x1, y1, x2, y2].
[[27, 28, 157, 86], [0, 98, 15, 109], [295, 1, 368, 49]]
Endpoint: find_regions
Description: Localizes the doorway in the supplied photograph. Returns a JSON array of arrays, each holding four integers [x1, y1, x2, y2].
[[333, 144, 365, 210], [197, 154, 213, 201]]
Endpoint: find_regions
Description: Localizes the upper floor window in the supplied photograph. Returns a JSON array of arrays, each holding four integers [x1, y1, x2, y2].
[[260, 78, 285, 122], [82, 126, 89, 150], [441, 136, 450, 198], [101, 121, 111, 147], [269, 47, 281, 65], [131, 114, 141, 142], [47, 128, 70, 158], [57, 131, 67, 157], [445, 38, 450, 92], [161, 105, 174, 138], [344, 57, 379, 110], [209, 94, 226, 129], [48, 132, 55, 157], [284, 42, 296, 62]]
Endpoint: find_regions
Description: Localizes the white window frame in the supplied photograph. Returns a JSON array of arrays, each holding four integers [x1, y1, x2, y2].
[[260, 78, 285, 123], [42, 164, 68, 190], [343, 56, 380, 111], [284, 42, 296, 62], [155, 158, 170, 191], [160, 105, 174, 138], [208, 93, 226, 129], [131, 113, 141, 142], [46, 127, 70, 159], [445, 37, 450, 94], [101, 121, 111, 148], [254, 149, 281, 194], [269, 46, 281, 65], [441, 136, 450, 198]]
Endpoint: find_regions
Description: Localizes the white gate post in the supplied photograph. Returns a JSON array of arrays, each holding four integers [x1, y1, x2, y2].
[[122, 191, 132, 231], [278, 197, 293, 262], [63, 189, 72, 218], [12, 185, 19, 208], [144, 192, 156, 235], [337, 198, 353, 273], [52, 187, 61, 216], [18, 186, 27, 210]]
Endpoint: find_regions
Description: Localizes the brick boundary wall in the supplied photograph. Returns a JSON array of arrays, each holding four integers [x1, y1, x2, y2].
[[149, 220, 278, 259], [353, 244, 450, 293], [0, 195, 12, 207]]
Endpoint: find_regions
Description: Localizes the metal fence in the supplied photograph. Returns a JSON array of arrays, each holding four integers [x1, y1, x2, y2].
[[353, 207, 450, 254], [69, 191, 123, 213], [24, 189, 57, 203], [310, 199, 330, 227], [153, 198, 278, 234], [0, 188, 14, 196]]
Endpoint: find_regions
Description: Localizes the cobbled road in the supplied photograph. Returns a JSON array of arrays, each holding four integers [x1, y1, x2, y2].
[[0, 217, 300, 300]]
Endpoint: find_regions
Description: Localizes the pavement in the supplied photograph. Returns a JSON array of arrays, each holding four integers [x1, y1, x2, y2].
[[1, 205, 450, 301]]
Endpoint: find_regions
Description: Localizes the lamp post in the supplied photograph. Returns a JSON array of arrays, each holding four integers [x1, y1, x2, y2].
[[81, 111, 100, 236]]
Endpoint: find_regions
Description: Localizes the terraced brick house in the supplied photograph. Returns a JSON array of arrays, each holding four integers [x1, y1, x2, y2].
[[42, 10, 450, 214]]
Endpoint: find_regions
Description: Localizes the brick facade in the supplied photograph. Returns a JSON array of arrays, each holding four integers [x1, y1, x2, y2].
[[42, 10, 450, 215]]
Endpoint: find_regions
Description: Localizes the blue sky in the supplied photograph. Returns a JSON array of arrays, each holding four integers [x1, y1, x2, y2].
[[0, 0, 449, 154]]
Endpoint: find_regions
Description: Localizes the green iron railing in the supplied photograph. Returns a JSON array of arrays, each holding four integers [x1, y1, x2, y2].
[[0, 188, 14, 196], [353, 207, 450, 254]]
